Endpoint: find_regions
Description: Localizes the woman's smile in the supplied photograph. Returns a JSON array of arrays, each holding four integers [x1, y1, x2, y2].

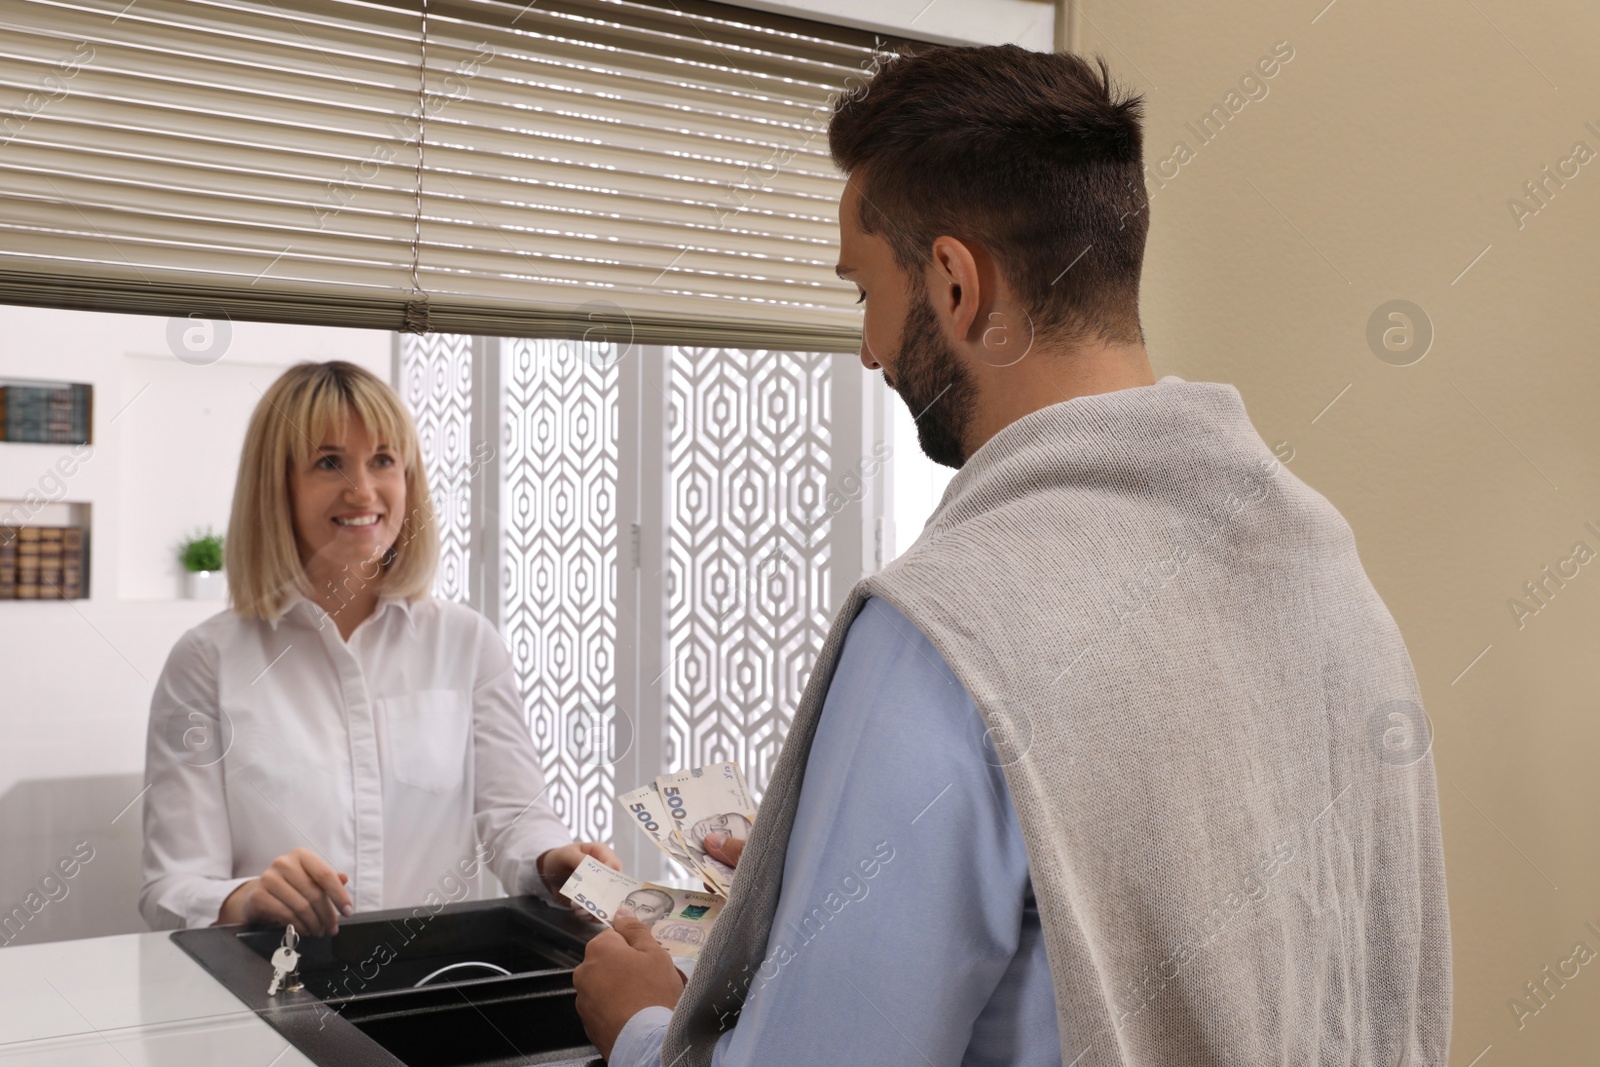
[[333, 511, 385, 531]]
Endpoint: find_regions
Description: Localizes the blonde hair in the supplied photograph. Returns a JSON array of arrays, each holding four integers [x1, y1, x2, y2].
[[225, 360, 438, 621]]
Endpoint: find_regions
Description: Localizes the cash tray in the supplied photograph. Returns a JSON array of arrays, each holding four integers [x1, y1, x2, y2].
[[171, 894, 605, 1067]]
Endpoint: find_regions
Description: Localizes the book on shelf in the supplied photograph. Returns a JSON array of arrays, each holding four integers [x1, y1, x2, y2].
[[0, 528, 11, 599], [0, 383, 93, 444], [62, 526, 84, 599], [38, 526, 61, 594], [13, 526, 37, 598], [0, 525, 89, 599]]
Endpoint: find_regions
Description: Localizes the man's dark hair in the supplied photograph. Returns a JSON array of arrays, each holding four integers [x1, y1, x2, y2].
[[829, 45, 1148, 347]]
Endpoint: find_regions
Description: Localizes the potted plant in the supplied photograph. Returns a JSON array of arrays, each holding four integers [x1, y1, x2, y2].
[[180, 526, 226, 600]]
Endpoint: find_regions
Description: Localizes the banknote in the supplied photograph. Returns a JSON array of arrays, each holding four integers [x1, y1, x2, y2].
[[656, 762, 756, 896], [616, 782, 701, 880], [559, 856, 724, 958]]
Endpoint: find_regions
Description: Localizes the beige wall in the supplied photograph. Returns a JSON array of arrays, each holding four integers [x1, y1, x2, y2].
[[1069, 1, 1600, 1061]]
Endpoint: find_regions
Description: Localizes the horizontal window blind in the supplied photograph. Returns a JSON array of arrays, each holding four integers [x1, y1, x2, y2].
[[0, 0, 902, 348]]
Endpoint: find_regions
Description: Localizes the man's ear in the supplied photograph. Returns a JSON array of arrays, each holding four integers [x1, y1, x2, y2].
[[928, 235, 984, 342]]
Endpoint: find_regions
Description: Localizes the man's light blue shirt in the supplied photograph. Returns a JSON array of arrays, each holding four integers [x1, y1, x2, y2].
[[611, 596, 1062, 1066]]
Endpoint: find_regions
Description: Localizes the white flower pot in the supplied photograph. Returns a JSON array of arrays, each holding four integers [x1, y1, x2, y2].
[[184, 569, 227, 600]]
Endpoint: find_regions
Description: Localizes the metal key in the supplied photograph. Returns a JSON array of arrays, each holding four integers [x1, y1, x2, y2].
[[267, 924, 302, 996]]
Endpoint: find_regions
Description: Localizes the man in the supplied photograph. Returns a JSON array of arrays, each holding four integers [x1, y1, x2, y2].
[[574, 44, 1452, 1066]]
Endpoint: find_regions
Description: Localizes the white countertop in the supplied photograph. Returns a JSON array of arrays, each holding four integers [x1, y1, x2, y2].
[[0, 930, 316, 1066]]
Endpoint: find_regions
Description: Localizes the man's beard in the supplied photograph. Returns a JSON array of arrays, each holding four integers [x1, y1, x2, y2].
[[884, 285, 978, 470]]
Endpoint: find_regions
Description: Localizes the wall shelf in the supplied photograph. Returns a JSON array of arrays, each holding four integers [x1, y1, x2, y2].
[[0, 377, 93, 447]]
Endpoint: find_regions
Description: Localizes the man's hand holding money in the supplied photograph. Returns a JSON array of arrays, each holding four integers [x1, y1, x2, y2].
[[574, 906, 686, 1060], [572, 764, 752, 1055], [704, 831, 744, 869], [572, 828, 745, 1057]]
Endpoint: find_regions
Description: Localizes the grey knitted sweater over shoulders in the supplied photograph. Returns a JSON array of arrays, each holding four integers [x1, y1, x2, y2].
[[664, 375, 1451, 1066]]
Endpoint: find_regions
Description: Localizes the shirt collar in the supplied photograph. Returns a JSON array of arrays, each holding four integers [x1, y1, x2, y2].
[[268, 589, 418, 634], [377, 593, 419, 634]]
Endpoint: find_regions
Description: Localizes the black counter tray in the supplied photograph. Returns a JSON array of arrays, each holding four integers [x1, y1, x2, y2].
[[172, 894, 604, 1067]]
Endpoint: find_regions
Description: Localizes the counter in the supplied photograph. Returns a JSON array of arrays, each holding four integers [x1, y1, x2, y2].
[[0, 930, 316, 1066]]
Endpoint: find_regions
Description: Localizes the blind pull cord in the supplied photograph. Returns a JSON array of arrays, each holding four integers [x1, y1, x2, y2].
[[402, 0, 431, 334]]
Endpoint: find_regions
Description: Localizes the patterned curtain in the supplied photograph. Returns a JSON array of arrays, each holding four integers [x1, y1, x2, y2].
[[399, 338, 836, 837], [502, 337, 621, 845], [397, 334, 473, 604], [664, 348, 833, 797]]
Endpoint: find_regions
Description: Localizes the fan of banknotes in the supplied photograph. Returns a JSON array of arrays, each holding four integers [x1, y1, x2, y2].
[[558, 761, 758, 959]]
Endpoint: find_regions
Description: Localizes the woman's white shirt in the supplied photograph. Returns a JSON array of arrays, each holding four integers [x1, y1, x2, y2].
[[139, 591, 573, 929]]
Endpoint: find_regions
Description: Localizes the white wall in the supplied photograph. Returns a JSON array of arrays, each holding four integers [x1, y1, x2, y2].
[[0, 305, 389, 944]]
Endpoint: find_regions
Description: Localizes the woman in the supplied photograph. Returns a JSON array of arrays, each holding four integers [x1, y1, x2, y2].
[[139, 360, 617, 935]]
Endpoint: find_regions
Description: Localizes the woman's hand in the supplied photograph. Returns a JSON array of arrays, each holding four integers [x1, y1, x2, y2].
[[538, 841, 622, 919], [216, 847, 354, 936]]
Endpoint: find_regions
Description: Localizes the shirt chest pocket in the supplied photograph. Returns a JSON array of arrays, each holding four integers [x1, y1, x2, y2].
[[379, 689, 472, 794]]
